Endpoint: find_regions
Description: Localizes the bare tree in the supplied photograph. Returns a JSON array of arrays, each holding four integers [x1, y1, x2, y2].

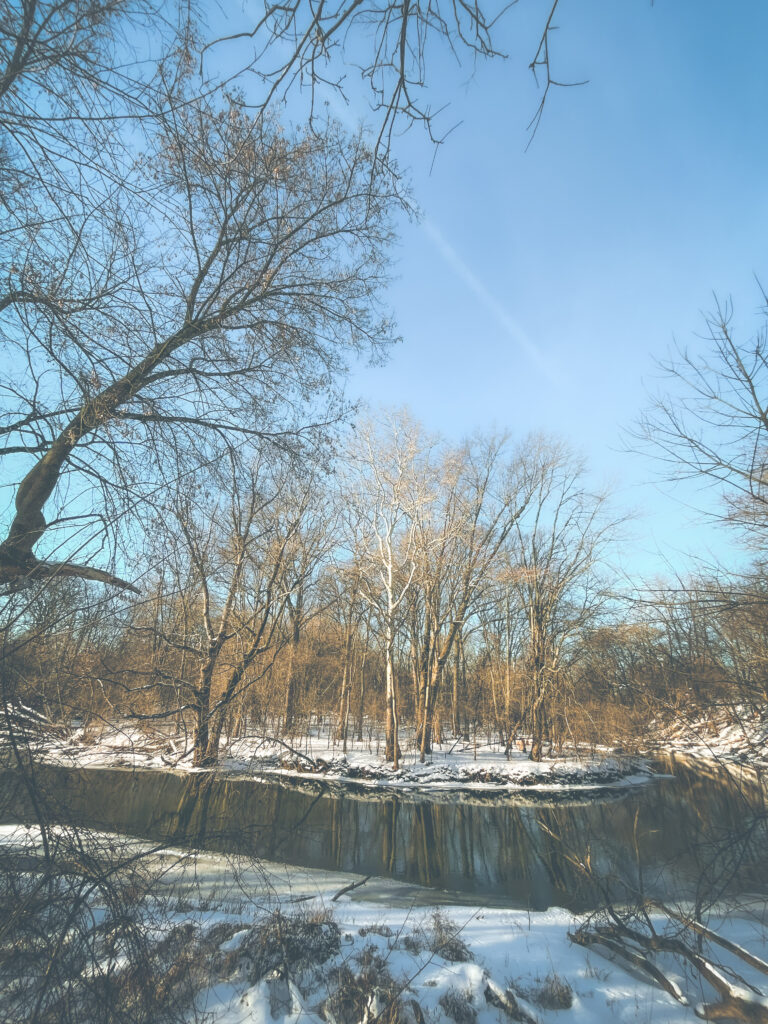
[[122, 451, 320, 766], [204, 0, 573, 155], [476, 572, 529, 747], [635, 285, 768, 716], [1, 93, 403, 591], [341, 413, 434, 767], [326, 556, 369, 752], [509, 439, 619, 760], [1, 0, 580, 599], [277, 474, 338, 737], [411, 433, 537, 759], [637, 290, 768, 546]]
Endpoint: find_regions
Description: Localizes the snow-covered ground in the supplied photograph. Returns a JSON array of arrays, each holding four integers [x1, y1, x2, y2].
[[7, 697, 768, 791], [654, 704, 768, 772], [35, 720, 653, 793], [4, 823, 767, 1023]]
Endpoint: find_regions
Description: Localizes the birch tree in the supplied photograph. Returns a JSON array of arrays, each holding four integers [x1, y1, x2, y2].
[[342, 415, 434, 767]]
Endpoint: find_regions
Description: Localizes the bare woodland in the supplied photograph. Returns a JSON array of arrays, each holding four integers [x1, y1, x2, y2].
[[2, 0, 768, 770], [2, 2, 768, 1023]]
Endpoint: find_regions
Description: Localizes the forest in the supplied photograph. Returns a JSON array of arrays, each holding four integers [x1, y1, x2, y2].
[[8, 409, 768, 771]]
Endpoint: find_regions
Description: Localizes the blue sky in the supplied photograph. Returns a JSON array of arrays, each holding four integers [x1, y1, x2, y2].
[[334, 0, 768, 579], [6, 2, 765, 583]]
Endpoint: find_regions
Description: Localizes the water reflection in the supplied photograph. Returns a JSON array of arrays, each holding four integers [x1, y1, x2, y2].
[[2, 757, 766, 911]]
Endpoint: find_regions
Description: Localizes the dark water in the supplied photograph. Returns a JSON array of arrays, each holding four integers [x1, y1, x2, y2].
[[2, 758, 766, 911]]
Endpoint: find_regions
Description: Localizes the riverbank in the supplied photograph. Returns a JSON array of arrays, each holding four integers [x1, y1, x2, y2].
[[4, 823, 765, 1023], [12, 703, 768, 797], [653, 704, 768, 772], [35, 720, 653, 793]]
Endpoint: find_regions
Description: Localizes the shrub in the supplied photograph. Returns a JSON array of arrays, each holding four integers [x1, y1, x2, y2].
[[240, 906, 340, 984], [531, 971, 573, 1010], [427, 910, 473, 963], [438, 986, 477, 1024]]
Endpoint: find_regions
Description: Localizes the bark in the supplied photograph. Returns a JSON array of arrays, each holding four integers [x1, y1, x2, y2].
[[0, 320, 209, 588], [191, 640, 227, 767], [283, 642, 297, 736], [451, 639, 460, 737], [384, 622, 401, 767], [356, 652, 367, 742], [283, 590, 303, 735], [419, 615, 464, 758], [336, 616, 355, 747]]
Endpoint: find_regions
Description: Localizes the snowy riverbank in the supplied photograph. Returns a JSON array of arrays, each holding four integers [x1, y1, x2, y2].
[[653, 704, 768, 773], [36, 721, 653, 793], [4, 824, 766, 1023]]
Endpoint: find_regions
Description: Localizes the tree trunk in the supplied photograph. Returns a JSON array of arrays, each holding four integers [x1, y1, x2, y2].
[[384, 623, 401, 767], [336, 617, 355, 745], [283, 590, 303, 735], [415, 618, 432, 755], [529, 691, 547, 762], [356, 652, 367, 741], [283, 642, 297, 737], [191, 651, 220, 767], [192, 704, 210, 767], [451, 638, 461, 737], [342, 681, 351, 754], [419, 613, 467, 757]]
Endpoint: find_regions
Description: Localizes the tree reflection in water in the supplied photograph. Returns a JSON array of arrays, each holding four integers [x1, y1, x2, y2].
[[3, 757, 766, 912]]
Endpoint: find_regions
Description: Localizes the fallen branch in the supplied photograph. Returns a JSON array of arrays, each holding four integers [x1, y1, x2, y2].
[[331, 874, 372, 902], [484, 977, 537, 1023], [573, 919, 768, 1022], [607, 921, 763, 1000], [571, 926, 689, 1005], [247, 734, 321, 769], [649, 902, 768, 977]]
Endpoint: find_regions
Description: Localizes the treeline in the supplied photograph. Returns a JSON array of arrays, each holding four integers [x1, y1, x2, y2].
[[7, 414, 768, 768]]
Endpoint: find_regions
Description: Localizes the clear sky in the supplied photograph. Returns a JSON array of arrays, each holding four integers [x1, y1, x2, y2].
[[7, 2, 765, 584], [335, 0, 768, 580]]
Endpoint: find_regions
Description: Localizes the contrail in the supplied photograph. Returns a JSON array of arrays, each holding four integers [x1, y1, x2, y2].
[[322, 88, 555, 382], [422, 218, 555, 381]]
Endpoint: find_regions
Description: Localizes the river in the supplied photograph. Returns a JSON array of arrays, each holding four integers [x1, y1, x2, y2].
[[2, 756, 766, 911]]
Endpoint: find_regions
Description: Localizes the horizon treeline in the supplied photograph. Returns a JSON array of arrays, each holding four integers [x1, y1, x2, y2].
[[6, 411, 767, 769]]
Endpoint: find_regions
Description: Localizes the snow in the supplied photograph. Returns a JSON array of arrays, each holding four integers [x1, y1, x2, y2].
[[34, 720, 654, 793], [7, 709, 768, 1020], [3, 823, 767, 1023], [176, 879, 709, 1023], [136, 873, 768, 1024], [655, 704, 768, 772]]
